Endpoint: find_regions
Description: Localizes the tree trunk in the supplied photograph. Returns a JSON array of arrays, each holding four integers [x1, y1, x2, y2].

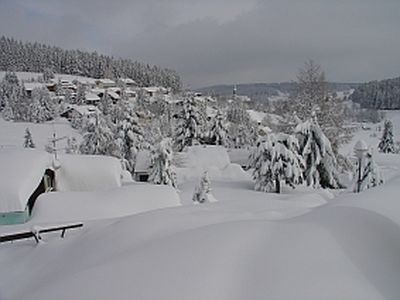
[[275, 176, 281, 194]]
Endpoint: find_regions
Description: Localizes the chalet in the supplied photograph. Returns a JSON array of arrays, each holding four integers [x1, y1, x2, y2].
[[142, 86, 169, 98], [60, 104, 100, 120], [96, 78, 116, 89], [134, 150, 152, 182], [23, 82, 47, 98], [85, 92, 101, 105], [0, 149, 55, 225], [119, 78, 138, 87]]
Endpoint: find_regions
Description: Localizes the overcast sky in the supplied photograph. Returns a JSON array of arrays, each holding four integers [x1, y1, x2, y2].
[[1, 0, 400, 88]]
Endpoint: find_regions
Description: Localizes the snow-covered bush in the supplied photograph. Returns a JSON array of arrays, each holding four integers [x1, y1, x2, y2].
[[353, 149, 383, 192], [378, 120, 395, 153], [295, 112, 343, 189], [149, 138, 177, 188], [23, 128, 35, 148], [193, 171, 212, 203], [249, 133, 304, 193]]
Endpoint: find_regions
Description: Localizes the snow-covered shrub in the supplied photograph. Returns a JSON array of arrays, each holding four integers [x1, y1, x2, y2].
[[193, 171, 212, 203], [295, 112, 343, 189], [23, 128, 35, 148], [149, 138, 177, 188], [378, 120, 395, 153], [353, 149, 383, 192], [249, 133, 304, 193]]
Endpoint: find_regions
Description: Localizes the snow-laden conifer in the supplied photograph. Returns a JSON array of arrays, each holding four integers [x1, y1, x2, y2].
[[353, 148, 383, 192], [149, 138, 177, 188], [208, 110, 228, 146], [249, 133, 304, 193], [193, 171, 212, 203], [378, 120, 395, 153], [23, 128, 35, 148], [295, 112, 342, 189], [174, 93, 205, 151]]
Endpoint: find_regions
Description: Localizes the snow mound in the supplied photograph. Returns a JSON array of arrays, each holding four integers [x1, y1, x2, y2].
[[0, 149, 52, 212], [56, 154, 123, 192], [33, 183, 181, 223], [177, 146, 250, 182]]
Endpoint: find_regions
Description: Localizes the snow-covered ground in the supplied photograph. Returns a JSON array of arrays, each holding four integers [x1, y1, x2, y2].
[[1, 112, 400, 299]]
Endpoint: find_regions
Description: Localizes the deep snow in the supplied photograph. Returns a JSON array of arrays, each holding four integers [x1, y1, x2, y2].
[[0, 111, 400, 300]]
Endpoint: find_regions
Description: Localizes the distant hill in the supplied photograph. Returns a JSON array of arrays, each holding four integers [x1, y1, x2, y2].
[[0, 36, 181, 92], [197, 82, 361, 101], [350, 77, 400, 110]]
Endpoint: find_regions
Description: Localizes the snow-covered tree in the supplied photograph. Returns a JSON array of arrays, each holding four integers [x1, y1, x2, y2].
[[65, 137, 78, 154], [208, 110, 228, 146], [192, 171, 212, 203], [287, 60, 351, 152], [378, 120, 395, 153], [249, 134, 304, 193], [79, 115, 118, 156], [295, 112, 343, 189], [74, 83, 86, 105], [23, 128, 35, 148], [99, 91, 113, 116], [115, 110, 143, 173], [42, 68, 55, 82], [353, 148, 383, 192], [148, 138, 177, 187], [27, 87, 56, 123], [174, 93, 205, 151]]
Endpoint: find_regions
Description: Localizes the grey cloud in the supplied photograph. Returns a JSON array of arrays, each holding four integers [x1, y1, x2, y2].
[[0, 0, 400, 87]]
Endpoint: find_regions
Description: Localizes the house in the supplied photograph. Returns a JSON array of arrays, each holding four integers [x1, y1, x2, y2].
[[60, 104, 100, 120], [0, 149, 55, 225], [142, 86, 169, 98], [119, 78, 138, 87], [85, 92, 101, 105], [96, 78, 116, 89], [23, 82, 48, 98], [134, 150, 152, 182]]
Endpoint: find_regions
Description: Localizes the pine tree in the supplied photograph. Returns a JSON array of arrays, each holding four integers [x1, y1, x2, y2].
[[23, 128, 35, 148], [249, 134, 304, 193], [193, 171, 212, 203], [174, 93, 205, 151], [79, 115, 118, 156], [378, 120, 395, 153], [295, 112, 343, 189], [115, 110, 143, 173], [148, 138, 177, 187], [353, 149, 383, 192], [27, 87, 56, 123], [208, 110, 228, 146], [75, 83, 86, 105]]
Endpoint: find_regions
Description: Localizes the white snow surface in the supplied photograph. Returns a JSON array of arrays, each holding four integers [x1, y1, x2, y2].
[[1, 112, 400, 299], [55, 154, 123, 192], [0, 149, 52, 212]]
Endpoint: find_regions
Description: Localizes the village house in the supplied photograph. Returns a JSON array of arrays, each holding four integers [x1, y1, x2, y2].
[[95, 78, 116, 89], [60, 104, 100, 120]]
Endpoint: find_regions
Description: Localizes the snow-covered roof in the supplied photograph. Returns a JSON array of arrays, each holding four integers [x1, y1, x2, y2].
[[23, 82, 47, 91], [108, 91, 120, 100], [96, 78, 115, 85], [135, 150, 152, 173], [85, 92, 101, 102], [0, 149, 52, 213], [56, 154, 123, 192], [119, 78, 137, 85], [65, 104, 100, 116]]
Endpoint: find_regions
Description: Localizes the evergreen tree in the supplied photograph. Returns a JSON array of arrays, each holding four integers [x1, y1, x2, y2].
[[99, 91, 112, 116], [249, 134, 304, 193], [295, 112, 343, 189], [378, 120, 395, 153], [79, 115, 118, 156], [174, 93, 205, 151], [148, 138, 177, 187], [353, 149, 383, 192], [115, 109, 143, 173], [208, 110, 228, 146], [23, 128, 35, 148], [192, 171, 212, 203], [27, 87, 56, 123]]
